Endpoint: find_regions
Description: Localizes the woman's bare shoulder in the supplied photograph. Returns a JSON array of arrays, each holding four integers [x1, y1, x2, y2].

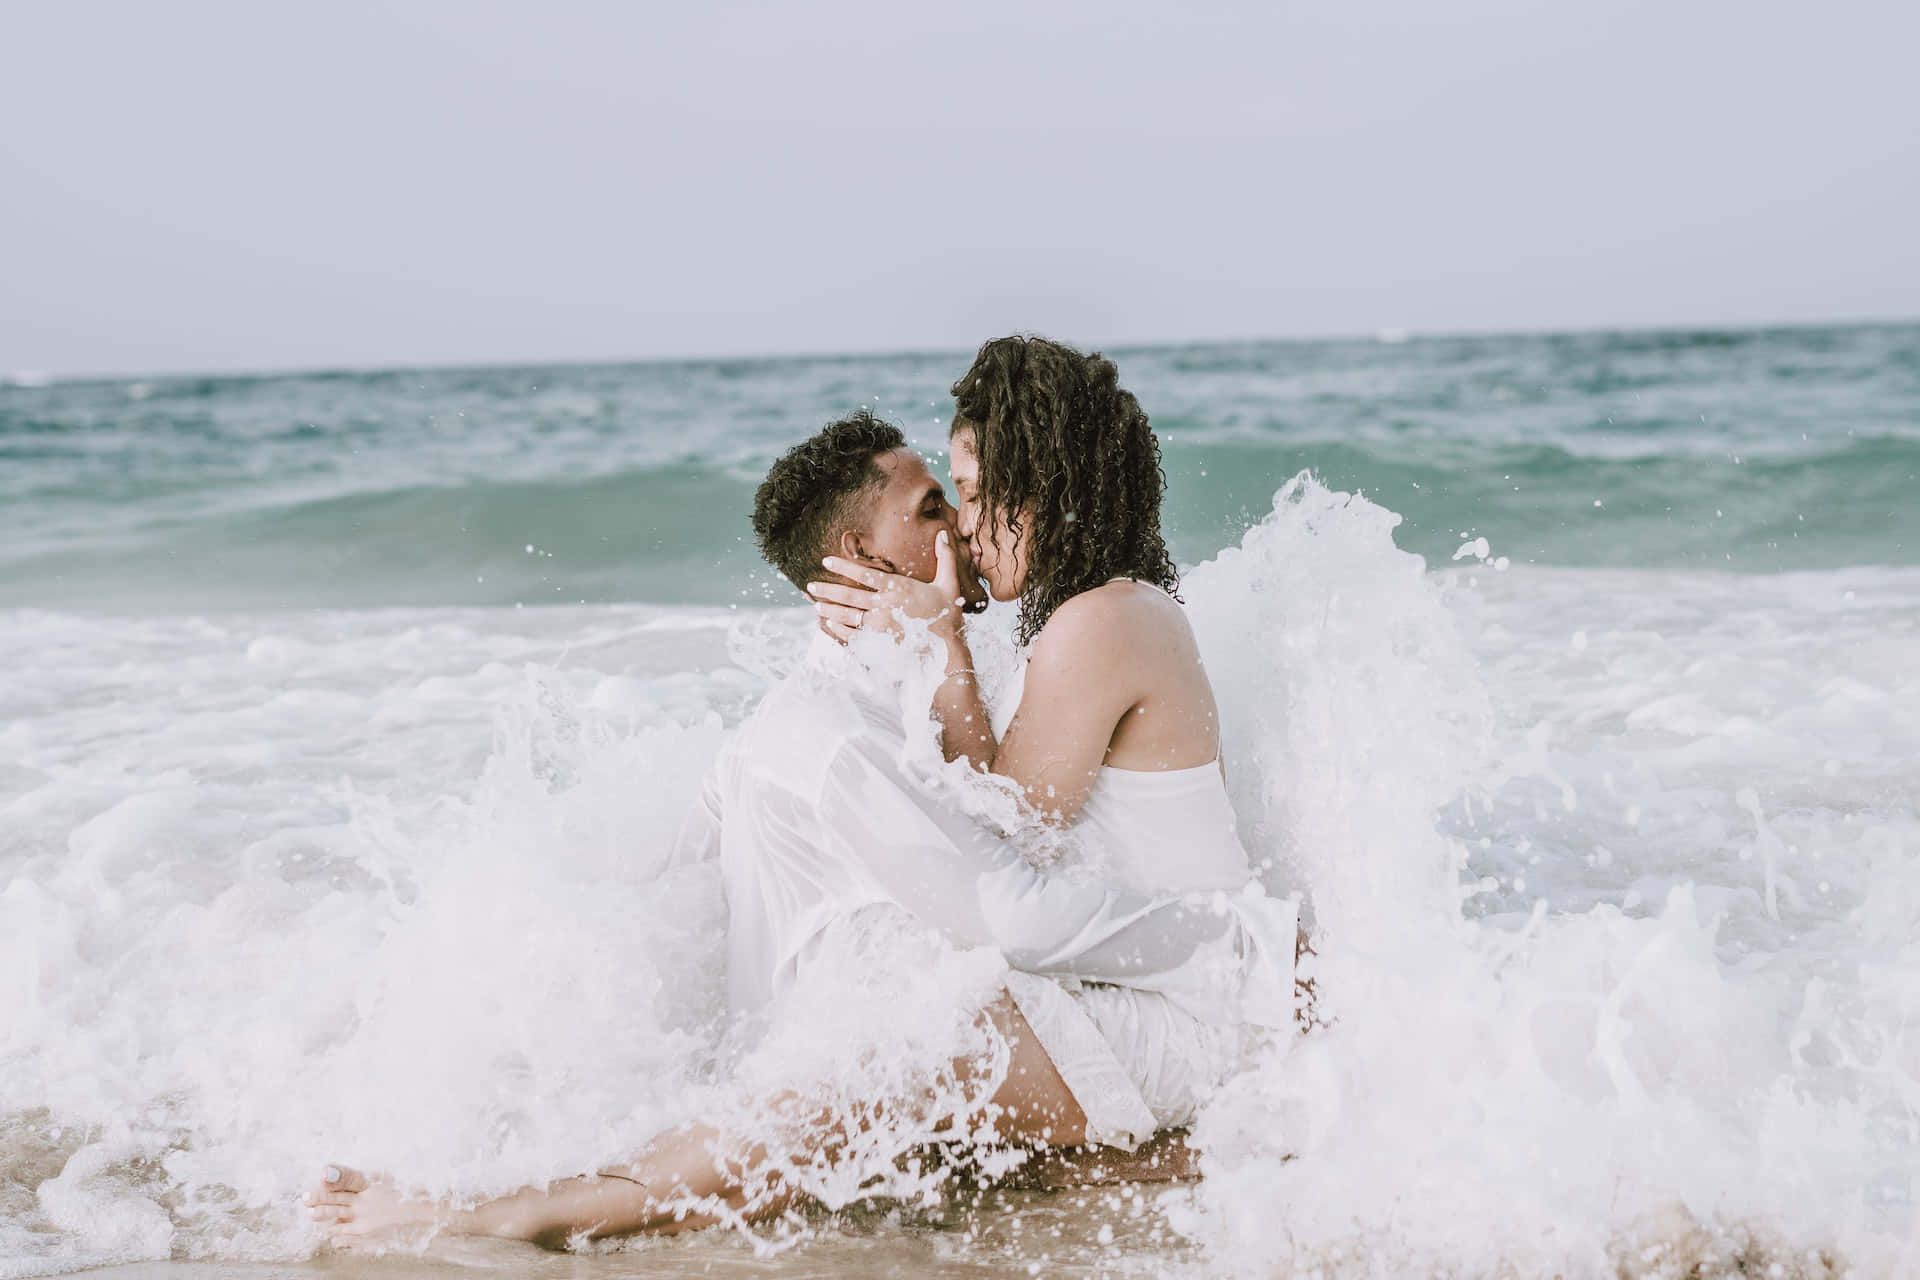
[[1030, 580, 1190, 667]]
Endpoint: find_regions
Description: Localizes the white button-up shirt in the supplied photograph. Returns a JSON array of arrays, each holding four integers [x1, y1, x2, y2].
[[671, 633, 1299, 1035]]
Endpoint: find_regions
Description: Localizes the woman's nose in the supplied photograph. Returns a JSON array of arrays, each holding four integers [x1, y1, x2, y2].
[[954, 502, 978, 537]]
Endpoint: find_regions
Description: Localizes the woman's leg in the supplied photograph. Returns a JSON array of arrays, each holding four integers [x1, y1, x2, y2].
[[309, 991, 1092, 1247]]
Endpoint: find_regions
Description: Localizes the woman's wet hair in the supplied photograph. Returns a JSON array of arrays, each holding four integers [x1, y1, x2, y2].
[[950, 335, 1179, 644]]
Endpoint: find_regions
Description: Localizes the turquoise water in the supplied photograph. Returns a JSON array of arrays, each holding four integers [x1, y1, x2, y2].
[[5, 322, 1915, 611]]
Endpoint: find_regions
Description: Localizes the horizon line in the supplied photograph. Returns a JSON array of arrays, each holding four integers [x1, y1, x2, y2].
[[9, 312, 1916, 388]]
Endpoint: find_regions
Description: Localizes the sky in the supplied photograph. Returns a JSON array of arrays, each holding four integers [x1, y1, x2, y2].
[[2, 0, 1916, 376]]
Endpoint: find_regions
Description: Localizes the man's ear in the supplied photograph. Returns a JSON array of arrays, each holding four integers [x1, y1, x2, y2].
[[837, 528, 869, 562]]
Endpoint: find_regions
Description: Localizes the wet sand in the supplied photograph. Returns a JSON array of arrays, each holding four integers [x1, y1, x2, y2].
[[67, 1184, 1207, 1280]]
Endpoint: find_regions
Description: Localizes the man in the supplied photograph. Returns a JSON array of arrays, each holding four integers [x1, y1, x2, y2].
[[309, 412, 1298, 1245]]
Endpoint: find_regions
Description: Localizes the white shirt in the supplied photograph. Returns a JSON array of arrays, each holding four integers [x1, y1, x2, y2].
[[670, 632, 1299, 1033]]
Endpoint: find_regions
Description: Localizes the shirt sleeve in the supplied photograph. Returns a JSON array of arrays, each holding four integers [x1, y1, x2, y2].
[[665, 754, 725, 870], [816, 733, 1294, 1023]]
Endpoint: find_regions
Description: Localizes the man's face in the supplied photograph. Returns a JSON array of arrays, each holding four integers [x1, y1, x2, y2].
[[845, 448, 989, 610]]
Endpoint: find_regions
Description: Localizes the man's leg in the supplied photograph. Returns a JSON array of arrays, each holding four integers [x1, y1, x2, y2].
[[960, 990, 1089, 1145], [309, 991, 1094, 1246]]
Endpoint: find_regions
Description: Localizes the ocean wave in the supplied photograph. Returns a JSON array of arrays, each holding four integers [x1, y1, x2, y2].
[[0, 465, 776, 611], [4, 430, 1916, 612], [3, 324, 1915, 611], [1164, 435, 1920, 573]]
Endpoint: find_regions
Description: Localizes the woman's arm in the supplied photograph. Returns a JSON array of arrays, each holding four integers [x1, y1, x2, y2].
[[927, 628, 997, 769], [985, 595, 1140, 823]]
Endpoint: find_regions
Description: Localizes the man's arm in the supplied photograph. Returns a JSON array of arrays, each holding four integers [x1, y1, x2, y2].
[[818, 735, 1297, 1026]]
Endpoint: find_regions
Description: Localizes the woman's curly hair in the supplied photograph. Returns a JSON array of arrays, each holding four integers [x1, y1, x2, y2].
[[950, 335, 1179, 646]]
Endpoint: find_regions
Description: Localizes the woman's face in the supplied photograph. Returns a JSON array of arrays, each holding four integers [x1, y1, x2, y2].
[[949, 426, 1029, 602]]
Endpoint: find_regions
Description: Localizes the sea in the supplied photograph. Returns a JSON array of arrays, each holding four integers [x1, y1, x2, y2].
[[2, 323, 1916, 1278]]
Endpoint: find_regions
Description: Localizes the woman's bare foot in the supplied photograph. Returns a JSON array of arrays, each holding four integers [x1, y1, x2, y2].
[[306, 1165, 445, 1243]]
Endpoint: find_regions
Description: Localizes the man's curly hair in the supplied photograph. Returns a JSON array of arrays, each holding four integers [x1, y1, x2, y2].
[[950, 335, 1179, 646], [752, 410, 906, 593]]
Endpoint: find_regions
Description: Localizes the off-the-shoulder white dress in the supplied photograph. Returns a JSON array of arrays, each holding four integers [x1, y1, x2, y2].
[[991, 658, 1295, 1148]]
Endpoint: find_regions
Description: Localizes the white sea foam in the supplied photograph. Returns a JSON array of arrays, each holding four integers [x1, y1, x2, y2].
[[2, 481, 1916, 1276], [1180, 478, 1920, 1276]]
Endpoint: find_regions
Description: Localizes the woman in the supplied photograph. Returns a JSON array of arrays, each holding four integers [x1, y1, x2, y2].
[[809, 334, 1299, 1153]]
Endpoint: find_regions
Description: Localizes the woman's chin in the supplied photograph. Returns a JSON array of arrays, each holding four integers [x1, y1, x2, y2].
[[973, 559, 1022, 601]]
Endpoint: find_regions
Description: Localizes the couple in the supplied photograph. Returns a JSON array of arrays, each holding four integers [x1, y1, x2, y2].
[[309, 335, 1308, 1247]]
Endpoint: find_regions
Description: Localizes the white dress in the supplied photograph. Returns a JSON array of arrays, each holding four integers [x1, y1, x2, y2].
[[992, 657, 1292, 1149], [1076, 761, 1253, 896]]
